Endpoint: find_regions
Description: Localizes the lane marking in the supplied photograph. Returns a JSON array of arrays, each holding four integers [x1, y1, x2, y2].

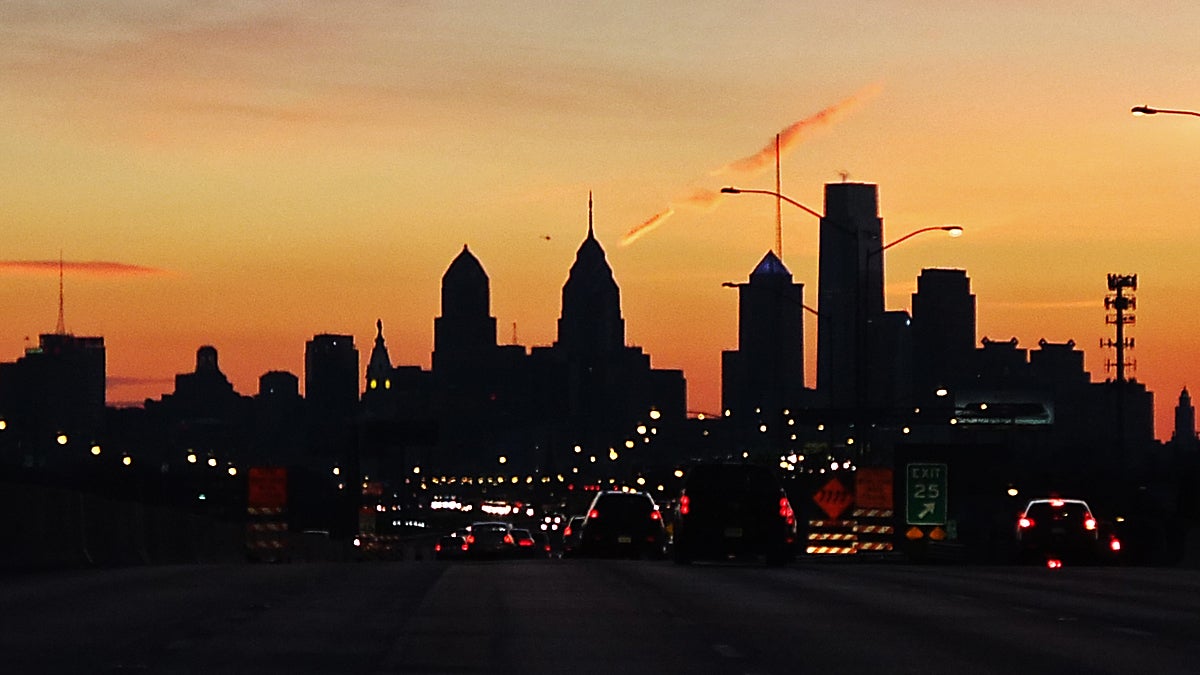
[[1113, 626, 1155, 638]]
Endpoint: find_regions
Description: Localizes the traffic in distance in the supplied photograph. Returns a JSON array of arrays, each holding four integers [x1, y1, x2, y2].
[[425, 461, 1126, 568]]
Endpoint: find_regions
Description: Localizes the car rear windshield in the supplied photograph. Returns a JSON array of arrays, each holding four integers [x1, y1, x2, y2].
[[593, 494, 654, 518], [1025, 502, 1090, 524]]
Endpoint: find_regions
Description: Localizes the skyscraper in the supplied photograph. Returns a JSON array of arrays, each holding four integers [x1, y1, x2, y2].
[[556, 195, 625, 358], [305, 334, 359, 419], [721, 251, 806, 421], [817, 182, 883, 411], [911, 268, 976, 402], [433, 245, 497, 373]]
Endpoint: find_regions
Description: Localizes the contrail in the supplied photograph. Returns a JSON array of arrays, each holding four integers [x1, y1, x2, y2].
[[623, 83, 881, 246], [714, 82, 882, 176], [620, 189, 726, 246], [0, 260, 170, 277], [621, 207, 675, 246]]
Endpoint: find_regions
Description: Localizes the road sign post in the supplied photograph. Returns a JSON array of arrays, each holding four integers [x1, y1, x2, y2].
[[905, 463, 947, 526]]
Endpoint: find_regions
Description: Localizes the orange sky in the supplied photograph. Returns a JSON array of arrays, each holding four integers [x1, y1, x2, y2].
[[2, 2, 1199, 439]]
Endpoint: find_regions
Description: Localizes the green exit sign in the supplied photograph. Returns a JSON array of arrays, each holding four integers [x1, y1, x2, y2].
[[906, 463, 948, 526]]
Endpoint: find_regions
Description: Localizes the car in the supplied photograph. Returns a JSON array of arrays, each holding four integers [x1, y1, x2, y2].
[[671, 462, 797, 566], [560, 515, 586, 558], [510, 528, 544, 558], [462, 521, 516, 559], [434, 530, 468, 561], [577, 491, 667, 559], [1015, 497, 1103, 564]]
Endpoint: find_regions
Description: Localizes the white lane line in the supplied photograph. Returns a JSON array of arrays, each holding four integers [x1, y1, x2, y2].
[[1112, 626, 1155, 638]]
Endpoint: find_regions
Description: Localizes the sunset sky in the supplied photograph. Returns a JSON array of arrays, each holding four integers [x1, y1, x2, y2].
[[2, 2, 1198, 439]]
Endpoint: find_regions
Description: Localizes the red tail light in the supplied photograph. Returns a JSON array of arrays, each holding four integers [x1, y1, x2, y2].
[[679, 495, 690, 516], [1018, 517, 1034, 529], [779, 497, 795, 526], [1046, 558, 1063, 569], [563, 526, 573, 537], [435, 543, 442, 552], [588, 508, 600, 519], [1110, 537, 1122, 552], [503, 533, 514, 545], [460, 543, 469, 551], [518, 538, 534, 547], [1084, 516, 1097, 531], [465, 534, 476, 544], [650, 510, 662, 521]]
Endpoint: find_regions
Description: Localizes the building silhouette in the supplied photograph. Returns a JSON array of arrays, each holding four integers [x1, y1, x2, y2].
[[0, 332, 106, 466], [419, 198, 686, 474], [304, 334, 359, 462], [911, 268, 976, 404], [721, 250, 807, 440], [817, 182, 883, 412], [1173, 387, 1197, 451]]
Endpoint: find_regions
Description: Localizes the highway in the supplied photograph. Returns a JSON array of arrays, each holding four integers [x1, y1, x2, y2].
[[3, 559, 1198, 674]]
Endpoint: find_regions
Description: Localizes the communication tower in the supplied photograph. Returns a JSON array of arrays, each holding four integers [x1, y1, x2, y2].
[[1102, 273, 1137, 383]]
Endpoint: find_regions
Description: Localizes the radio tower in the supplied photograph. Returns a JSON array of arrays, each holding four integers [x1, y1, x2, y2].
[[55, 252, 67, 335], [1103, 274, 1137, 382]]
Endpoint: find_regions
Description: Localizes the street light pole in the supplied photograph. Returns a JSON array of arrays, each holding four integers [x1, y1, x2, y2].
[[1131, 105, 1200, 118]]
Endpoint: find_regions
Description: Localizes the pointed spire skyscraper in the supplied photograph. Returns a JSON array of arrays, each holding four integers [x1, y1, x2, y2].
[[556, 194, 624, 356]]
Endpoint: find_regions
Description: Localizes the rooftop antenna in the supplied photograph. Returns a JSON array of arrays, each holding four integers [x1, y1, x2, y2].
[[588, 191, 594, 238], [55, 250, 66, 335]]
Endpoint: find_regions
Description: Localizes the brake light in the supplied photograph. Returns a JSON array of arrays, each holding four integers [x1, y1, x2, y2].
[[1084, 516, 1097, 531], [679, 495, 690, 516], [464, 534, 476, 544], [1047, 558, 1063, 569], [1050, 499, 1065, 507], [650, 510, 662, 521], [435, 543, 442, 552], [779, 497, 795, 526], [563, 526, 573, 537], [503, 533, 514, 545], [518, 538, 534, 547], [1110, 537, 1121, 552], [588, 508, 600, 519], [1018, 517, 1034, 529], [460, 543, 469, 551]]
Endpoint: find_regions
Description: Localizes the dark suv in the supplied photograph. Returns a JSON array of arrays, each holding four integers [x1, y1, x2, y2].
[[577, 491, 667, 559], [672, 463, 796, 566], [1015, 498, 1099, 563]]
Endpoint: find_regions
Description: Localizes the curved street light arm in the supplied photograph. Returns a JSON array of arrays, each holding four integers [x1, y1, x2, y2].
[[878, 226, 964, 253], [1132, 105, 1200, 118], [721, 186, 824, 220]]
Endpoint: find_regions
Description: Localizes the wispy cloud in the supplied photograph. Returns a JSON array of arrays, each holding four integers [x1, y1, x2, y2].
[[622, 84, 880, 246], [0, 261, 170, 277], [713, 82, 882, 176]]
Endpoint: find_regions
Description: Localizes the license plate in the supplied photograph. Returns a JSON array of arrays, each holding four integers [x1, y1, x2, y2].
[[618, 536, 632, 544], [724, 528, 743, 538]]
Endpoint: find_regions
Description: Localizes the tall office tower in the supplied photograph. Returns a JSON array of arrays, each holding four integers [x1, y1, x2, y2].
[[816, 182, 883, 411], [304, 334, 359, 418], [0, 332, 106, 461], [556, 196, 625, 358], [721, 251, 805, 419], [911, 268, 976, 401], [433, 245, 497, 373], [1174, 388, 1196, 449]]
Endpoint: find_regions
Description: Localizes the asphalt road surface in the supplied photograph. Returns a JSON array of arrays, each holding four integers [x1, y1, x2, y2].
[[3, 558, 1199, 674]]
